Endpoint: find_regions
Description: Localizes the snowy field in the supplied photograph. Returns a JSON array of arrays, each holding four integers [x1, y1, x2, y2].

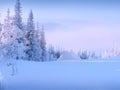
[[1, 59, 120, 90]]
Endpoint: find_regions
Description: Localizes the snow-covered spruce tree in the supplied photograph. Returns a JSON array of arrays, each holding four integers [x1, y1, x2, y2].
[[3, 9, 10, 31], [0, 25, 25, 59], [33, 22, 42, 61], [25, 11, 45, 61], [47, 46, 55, 61], [0, 9, 14, 58], [25, 10, 35, 61], [14, 0, 23, 30], [13, 0, 25, 59], [40, 26, 46, 61], [0, 6, 25, 59]]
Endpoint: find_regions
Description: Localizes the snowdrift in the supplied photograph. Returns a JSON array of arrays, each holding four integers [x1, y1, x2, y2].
[[58, 51, 80, 60]]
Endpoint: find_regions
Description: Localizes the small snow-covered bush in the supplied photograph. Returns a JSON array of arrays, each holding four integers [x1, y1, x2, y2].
[[102, 46, 120, 58], [47, 46, 62, 61], [78, 50, 90, 59], [78, 50, 97, 60]]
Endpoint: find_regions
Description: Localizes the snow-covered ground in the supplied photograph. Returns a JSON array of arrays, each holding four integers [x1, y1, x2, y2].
[[1, 59, 120, 90]]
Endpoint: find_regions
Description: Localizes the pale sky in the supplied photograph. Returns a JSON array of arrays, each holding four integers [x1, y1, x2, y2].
[[0, 0, 120, 53]]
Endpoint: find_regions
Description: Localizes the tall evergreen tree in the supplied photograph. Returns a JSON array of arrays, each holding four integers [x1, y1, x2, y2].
[[7, 9, 10, 21], [25, 10, 35, 60], [14, 0, 25, 59], [3, 9, 10, 30], [26, 10, 34, 32], [14, 0, 22, 29], [33, 22, 42, 61], [40, 26, 46, 61], [6, 9, 10, 24]]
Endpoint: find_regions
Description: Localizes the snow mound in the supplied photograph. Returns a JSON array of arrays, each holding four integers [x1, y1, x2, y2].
[[58, 51, 80, 60]]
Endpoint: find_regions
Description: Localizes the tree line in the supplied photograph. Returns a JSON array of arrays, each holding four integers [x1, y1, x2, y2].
[[0, 0, 48, 61]]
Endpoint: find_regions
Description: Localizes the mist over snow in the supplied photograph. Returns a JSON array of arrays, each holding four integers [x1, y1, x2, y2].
[[45, 20, 120, 53]]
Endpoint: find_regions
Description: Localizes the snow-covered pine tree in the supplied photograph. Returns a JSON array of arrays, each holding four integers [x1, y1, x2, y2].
[[33, 22, 42, 61], [0, 0, 48, 61], [0, 9, 12, 46], [25, 10, 35, 61], [0, 24, 25, 59], [14, 0, 23, 30], [3, 9, 10, 30], [47, 46, 56, 61], [0, 7, 25, 59], [13, 0, 25, 59], [6, 9, 10, 23], [40, 26, 46, 61]]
